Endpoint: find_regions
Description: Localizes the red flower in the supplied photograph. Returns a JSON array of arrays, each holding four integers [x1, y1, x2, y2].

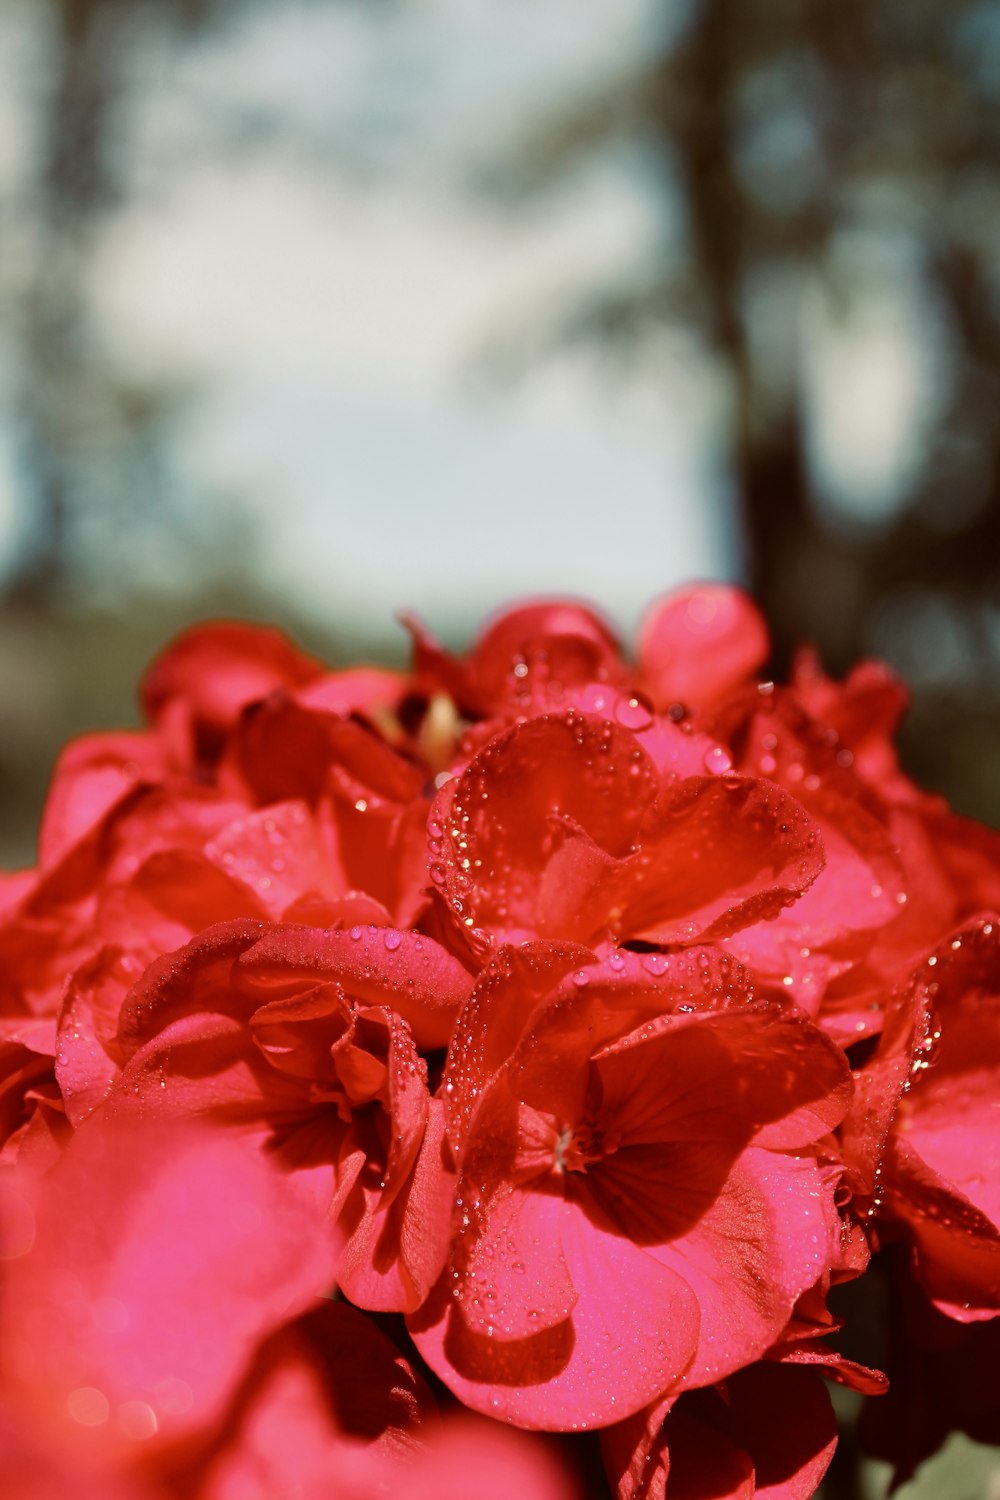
[[0, 1118, 334, 1458], [600, 1239, 887, 1500], [0, 1118, 460, 1500], [880, 916, 1000, 1319], [713, 651, 1000, 1038], [409, 943, 851, 1428], [2, 590, 998, 1499], [61, 920, 470, 1311], [429, 713, 824, 957], [141, 619, 327, 772], [636, 584, 771, 713], [601, 1361, 840, 1500], [407, 599, 628, 723], [0, 624, 441, 1158]]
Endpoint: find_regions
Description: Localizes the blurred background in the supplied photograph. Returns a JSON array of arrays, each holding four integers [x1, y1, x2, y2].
[[1, 0, 999, 868]]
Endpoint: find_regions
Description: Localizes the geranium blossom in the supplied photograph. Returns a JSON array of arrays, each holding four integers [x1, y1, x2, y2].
[[0, 585, 997, 1499], [57, 919, 469, 1311], [409, 942, 852, 1428]]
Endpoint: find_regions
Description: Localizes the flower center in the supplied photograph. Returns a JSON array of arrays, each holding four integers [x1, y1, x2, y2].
[[554, 1116, 620, 1174]]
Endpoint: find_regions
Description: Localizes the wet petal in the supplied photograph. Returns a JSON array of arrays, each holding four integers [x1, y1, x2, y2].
[[638, 585, 770, 711]]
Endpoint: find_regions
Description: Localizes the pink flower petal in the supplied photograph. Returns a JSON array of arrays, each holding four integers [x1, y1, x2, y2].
[[236, 923, 472, 1050], [409, 1193, 700, 1429], [430, 715, 660, 948], [4, 1118, 333, 1454], [658, 1147, 843, 1388], [141, 621, 324, 768], [637, 585, 770, 710], [38, 732, 167, 870]]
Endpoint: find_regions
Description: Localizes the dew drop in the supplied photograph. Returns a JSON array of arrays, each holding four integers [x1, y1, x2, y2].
[[614, 695, 653, 732], [703, 746, 733, 775]]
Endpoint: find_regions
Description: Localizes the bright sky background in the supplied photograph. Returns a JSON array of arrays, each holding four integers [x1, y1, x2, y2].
[[81, 0, 733, 641], [0, 0, 929, 645]]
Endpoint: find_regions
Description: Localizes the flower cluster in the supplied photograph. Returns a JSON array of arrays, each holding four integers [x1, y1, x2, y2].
[[1, 585, 998, 1499]]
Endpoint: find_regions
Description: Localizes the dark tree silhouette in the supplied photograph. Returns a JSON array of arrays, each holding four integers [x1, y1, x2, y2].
[[9, 0, 250, 602], [484, 0, 1000, 819]]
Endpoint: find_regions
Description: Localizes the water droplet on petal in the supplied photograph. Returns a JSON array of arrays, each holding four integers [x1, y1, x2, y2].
[[703, 746, 733, 775], [614, 694, 653, 731]]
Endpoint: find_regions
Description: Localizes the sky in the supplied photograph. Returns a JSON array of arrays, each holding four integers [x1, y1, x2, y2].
[[83, 0, 730, 642], [0, 0, 928, 645]]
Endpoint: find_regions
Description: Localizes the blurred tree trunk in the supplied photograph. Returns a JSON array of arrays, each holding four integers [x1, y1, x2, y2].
[[664, 0, 816, 673], [13, 0, 123, 603], [10, 0, 238, 605]]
